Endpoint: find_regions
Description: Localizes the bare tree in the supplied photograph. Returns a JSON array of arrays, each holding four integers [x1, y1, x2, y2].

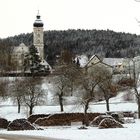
[[130, 59, 140, 118], [98, 69, 117, 111], [21, 77, 45, 115], [63, 64, 81, 96], [77, 65, 113, 125], [0, 78, 8, 101], [60, 49, 74, 65], [119, 56, 140, 119], [133, 0, 140, 118], [53, 64, 72, 112], [10, 78, 24, 113], [53, 63, 80, 112], [53, 75, 69, 112]]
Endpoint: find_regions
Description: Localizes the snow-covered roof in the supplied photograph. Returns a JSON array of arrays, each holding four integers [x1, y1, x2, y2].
[[89, 55, 96, 61], [85, 55, 101, 67], [75, 55, 88, 67], [13, 43, 28, 54], [134, 56, 140, 62], [40, 60, 52, 72], [103, 58, 124, 67]]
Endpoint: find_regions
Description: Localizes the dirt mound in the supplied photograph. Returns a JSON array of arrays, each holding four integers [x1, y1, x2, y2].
[[0, 117, 9, 129], [34, 113, 105, 126], [90, 115, 113, 126], [7, 118, 36, 131], [98, 118, 124, 129], [28, 114, 50, 123]]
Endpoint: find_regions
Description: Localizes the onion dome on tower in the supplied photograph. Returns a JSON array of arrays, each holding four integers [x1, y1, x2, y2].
[[33, 11, 44, 27]]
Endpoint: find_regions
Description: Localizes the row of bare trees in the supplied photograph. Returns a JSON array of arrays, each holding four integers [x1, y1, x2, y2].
[[0, 77, 45, 116], [49, 63, 118, 125], [10, 77, 45, 115], [0, 63, 115, 116], [51, 63, 117, 114], [1, 58, 140, 120]]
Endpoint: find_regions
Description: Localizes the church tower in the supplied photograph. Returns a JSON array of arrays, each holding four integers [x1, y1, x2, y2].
[[33, 11, 44, 60]]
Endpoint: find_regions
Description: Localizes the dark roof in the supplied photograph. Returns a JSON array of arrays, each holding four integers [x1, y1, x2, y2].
[[33, 15, 44, 27]]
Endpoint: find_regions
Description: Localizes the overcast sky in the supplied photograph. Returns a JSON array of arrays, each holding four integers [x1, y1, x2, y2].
[[0, 0, 140, 38]]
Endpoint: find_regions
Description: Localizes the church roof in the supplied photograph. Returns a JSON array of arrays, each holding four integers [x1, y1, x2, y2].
[[33, 12, 44, 27], [13, 43, 29, 53]]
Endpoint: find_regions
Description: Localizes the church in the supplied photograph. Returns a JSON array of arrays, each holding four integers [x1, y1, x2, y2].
[[12, 12, 50, 72]]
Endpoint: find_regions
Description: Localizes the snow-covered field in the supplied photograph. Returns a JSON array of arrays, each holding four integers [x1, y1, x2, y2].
[[0, 92, 140, 140], [1, 120, 140, 140], [0, 91, 138, 121], [0, 102, 138, 121]]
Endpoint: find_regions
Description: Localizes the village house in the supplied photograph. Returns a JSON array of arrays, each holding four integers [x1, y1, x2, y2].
[[103, 58, 125, 74], [12, 43, 29, 71], [84, 55, 113, 74]]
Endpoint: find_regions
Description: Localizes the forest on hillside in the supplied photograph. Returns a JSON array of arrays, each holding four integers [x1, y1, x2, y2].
[[0, 29, 140, 65]]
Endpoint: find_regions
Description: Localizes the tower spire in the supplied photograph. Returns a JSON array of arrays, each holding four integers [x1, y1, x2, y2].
[[36, 10, 41, 19], [37, 10, 40, 15], [33, 10, 43, 27], [33, 12, 44, 59]]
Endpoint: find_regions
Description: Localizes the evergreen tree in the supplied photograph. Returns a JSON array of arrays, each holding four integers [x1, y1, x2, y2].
[[29, 45, 41, 67], [1, 29, 139, 63], [24, 45, 44, 74]]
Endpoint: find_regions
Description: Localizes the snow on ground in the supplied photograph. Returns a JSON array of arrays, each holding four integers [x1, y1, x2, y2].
[[0, 102, 138, 121], [0, 106, 28, 121], [0, 91, 138, 121], [1, 120, 140, 140], [0, 91, 140, 140]]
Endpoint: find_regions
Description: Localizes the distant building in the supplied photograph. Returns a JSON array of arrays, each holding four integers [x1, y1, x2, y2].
[[103, 57, 140, 74], [12, 12, 51, 72], [86, 55, 101, 67], [85, 55, 113, 74], [12, 43, 29, 71], [33, 11, 44, 60], [103, 58, 124, 73], [74, 55, 88, 68]]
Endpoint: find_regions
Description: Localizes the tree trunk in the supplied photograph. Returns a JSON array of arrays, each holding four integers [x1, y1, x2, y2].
[[29, 105, 33, 115], [84, 101, 89, 114], [134, 87, 140, 119], [17, 99, 21, 113], [18, 103, 20, 113], [105, 99, 110, 111], [59, 95, 64, 112], [138, 98, 140, 119], [83, 99, 91, 126]]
